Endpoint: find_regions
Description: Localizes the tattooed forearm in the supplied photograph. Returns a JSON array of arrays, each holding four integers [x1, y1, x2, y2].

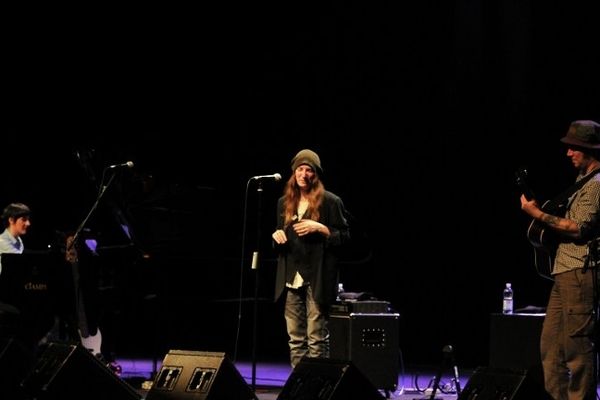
[[541, 214, 561, 227], [539, 212, 581, 238]]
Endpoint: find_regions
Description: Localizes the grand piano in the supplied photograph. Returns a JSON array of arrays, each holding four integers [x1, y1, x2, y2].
[[3, 142, 220, 352]]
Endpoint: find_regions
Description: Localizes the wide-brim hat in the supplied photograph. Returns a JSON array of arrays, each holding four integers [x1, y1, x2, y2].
[[560, 120, 600, 149]]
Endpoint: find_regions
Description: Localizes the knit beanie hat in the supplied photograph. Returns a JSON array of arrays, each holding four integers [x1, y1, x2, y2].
[[291, 149, 323, 175]]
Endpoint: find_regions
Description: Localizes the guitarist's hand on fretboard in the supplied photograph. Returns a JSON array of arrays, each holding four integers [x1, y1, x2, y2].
[[520, 194, 542, 220]]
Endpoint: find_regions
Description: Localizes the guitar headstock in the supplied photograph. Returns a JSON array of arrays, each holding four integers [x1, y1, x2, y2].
[[515, 167, 536, 200], [64, 235, 79, 264]]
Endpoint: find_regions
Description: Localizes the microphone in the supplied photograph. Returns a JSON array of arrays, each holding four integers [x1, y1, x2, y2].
[[108, 161, 134, 169], [251, 173, 282, 181], [443, 345, 462, 396]]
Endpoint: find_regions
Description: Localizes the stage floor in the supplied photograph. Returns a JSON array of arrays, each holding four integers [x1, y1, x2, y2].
[[119, 358, 467, 399]]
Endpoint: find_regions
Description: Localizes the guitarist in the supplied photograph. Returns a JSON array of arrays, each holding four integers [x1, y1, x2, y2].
[[520, 120, 600, 400]]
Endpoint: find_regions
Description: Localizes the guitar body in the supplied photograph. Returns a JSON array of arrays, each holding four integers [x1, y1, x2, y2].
[[526, 218, 556, 280], [80, 328, 102, 355], [65, 235, 103, 354], [516, 169, 559, 281]]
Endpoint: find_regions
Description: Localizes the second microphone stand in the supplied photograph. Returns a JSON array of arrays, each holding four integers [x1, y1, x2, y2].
[[414, 345, 462, 400], [250, 180, 265, 391], [69, 172, 116, 252]]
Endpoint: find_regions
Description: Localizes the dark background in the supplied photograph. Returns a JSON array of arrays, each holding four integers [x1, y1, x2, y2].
[[3, 2, 599, 369]]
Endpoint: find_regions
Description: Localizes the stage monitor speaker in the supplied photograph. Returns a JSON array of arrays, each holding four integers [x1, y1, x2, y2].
[[458, 366, 551, 400], [21, 342, 141, 400], [277, 357, 385, 400], [0, 336, 36, 399], [145, 350, 258, 400]]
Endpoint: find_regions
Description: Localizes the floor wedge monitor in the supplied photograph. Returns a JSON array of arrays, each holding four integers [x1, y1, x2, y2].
[[458, 366, 551, 400], [21, 342, 141, 400], [277, 357, 385, 400], [145, 350, 258, 400]]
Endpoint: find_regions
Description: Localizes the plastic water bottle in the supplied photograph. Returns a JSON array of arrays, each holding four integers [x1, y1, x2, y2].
[[336, 283, 344, 302], [503, 283, 513, 314]]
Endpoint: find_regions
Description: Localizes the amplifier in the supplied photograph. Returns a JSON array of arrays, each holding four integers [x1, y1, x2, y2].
[[329, 312, 400, 391]]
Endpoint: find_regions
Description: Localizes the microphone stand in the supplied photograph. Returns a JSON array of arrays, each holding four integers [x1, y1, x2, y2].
[[447, 346, 462, 397], [250, 180, 264, 391], [65, 169, 117, 355], [69, 172, 116, 252], [413, 345, 461, 400]]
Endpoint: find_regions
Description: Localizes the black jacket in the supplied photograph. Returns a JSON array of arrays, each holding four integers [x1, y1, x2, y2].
[[273, 190, 350, 305]]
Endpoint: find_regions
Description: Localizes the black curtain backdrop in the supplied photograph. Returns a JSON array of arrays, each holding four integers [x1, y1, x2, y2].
[[4, 1, 599, 368]]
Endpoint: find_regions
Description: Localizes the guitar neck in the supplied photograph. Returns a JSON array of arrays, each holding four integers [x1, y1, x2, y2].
[[516, 172, 563, 213], [515, 168, 536, 201]]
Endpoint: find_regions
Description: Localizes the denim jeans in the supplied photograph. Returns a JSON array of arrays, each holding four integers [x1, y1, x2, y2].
[[284, 285, 329, 368]]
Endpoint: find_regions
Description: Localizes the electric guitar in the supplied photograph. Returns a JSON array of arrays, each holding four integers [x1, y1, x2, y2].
[[65, 235, 102, 355], [515, 168, 559, 281]]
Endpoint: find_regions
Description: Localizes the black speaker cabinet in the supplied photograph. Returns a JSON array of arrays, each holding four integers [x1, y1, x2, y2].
[[489, 313, 545, 390], [489, 313, 544, 369], [277, 357, 385, 400], [145, 350, 257, 400], [458, 366, 551, 400], [21, 342, 141, 400], [329, 312, 399, 391]]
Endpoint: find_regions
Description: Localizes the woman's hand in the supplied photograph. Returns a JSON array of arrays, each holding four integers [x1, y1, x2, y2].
[[293, 220, 322, 236], [272, 229, 288, 244]]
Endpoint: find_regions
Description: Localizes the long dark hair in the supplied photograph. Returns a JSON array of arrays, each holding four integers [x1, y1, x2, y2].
[[281, 174, 325, 228]]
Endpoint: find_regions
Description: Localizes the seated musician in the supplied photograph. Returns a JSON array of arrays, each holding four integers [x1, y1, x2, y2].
[[0, 203, 31, 266], [0, 202, 42, 374]]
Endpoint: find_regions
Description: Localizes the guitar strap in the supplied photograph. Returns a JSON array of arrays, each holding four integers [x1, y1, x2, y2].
[[542, 168, 600, 213]]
